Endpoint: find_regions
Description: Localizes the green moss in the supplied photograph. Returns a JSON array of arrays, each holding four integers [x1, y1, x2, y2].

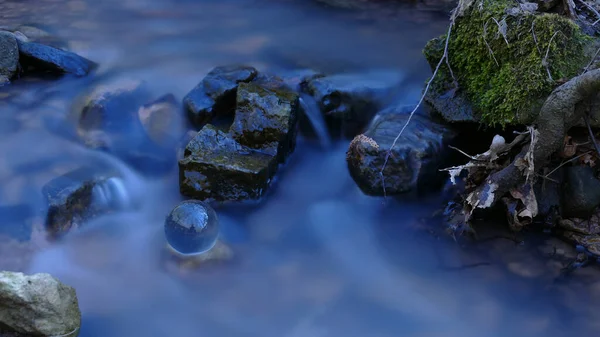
[[424, 0, 594, 126]]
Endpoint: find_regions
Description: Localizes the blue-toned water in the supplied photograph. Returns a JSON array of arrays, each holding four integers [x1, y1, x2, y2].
[[0, 1, 599, 337]]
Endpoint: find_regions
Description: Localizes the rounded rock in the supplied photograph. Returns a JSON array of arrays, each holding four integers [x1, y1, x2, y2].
[[164, 200, 219, 255]]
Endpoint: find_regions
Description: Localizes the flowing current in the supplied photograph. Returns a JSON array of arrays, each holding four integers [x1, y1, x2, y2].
[[0, 1, 599, 336]]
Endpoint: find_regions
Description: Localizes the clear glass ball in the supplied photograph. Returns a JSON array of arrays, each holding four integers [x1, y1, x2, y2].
[[164, 200, 219, 255]]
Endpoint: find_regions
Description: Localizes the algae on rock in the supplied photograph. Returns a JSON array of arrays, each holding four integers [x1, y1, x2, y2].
[[423, 0, 595, 126]]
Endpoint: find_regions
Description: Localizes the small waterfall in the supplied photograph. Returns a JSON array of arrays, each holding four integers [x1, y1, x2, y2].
[[299, 93, 331, 149], [92, 177, 132, 211]]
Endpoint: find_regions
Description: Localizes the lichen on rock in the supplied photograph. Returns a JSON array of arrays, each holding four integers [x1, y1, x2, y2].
[[424, 0, 595, 126]]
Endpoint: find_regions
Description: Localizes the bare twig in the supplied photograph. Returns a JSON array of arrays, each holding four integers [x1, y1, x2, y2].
[[444, 23, 457, 84], [544, 151, 593, 178], [583, 45, 600, 74], [583, 113, 600, 156], [531, 20, 542, 56], [51, 328, 80, 337], [483, 21, 499, 66], [577, 0, 600, 25], [492, 17, 509, 45], [543, 31, 559, 82], [379, 23, 454, 197], [448, 145, 482, 160]]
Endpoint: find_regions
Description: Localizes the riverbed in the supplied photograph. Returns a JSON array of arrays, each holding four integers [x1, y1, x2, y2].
[[1, 0, 600, 336]]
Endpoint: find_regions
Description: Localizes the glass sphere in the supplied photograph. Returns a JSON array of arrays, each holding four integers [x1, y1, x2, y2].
[[164, 200, 219, 255]]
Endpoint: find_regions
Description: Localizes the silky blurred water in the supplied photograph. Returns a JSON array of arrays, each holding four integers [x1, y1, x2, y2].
[[0, 1, 599, 337]]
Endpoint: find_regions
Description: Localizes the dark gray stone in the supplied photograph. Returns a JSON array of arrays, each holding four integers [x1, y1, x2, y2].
[[561, 166, 600, 218], [179, 125, 278, 202], [346, 108, 457, 196], [17, 40, 97, 77], [230, 81, 299, 162], [306, 70, 404, 137], [42, 165, 118, 238], [165, 200, 220, 255], [183, 65, 258, 129]]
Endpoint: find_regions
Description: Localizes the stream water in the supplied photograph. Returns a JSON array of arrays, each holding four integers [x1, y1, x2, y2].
[[1, 0, 600, 336]]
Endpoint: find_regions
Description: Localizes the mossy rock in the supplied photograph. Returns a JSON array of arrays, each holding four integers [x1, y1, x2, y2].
[[179, 125, 279, 202], [230, 81, 299, 163], [423, 0, 597, 126]]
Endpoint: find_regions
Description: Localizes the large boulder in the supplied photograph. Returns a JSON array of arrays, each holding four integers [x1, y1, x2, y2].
[[17, 40, 96, 77], [0, 271, 81, 337], [230, 81, 299, 162], [423, 0, 594, 126], [305, 70, 404, 137], [183, 65, 258, 129], [0, 31, 19, 84], [346, 107, 457, 195], [179, 125, 278, 201]]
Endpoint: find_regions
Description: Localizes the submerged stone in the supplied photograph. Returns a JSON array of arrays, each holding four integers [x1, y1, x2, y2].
[[183, 65, 258, 128], [179, 125, 278, 201], [231, 81, 299, 162], [0, 31, 19, 84], [138, 93, 184, 147], [17, 40, 97, 77], [73, 80, 175, 176], [0, 271, 81, 337], [306, 70, 404, 137], [7, 24, 69, 50], [42, 165, 121, 238], [346, 108, 456, 196], [163, 239, 234, 275], [164, 200, 220, 255], [561, 166, 600, 218]]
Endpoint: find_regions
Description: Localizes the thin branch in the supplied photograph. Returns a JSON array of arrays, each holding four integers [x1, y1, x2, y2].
[[583, 113, 600, 156], [544, 151, 593, 178], [577, 0, 600, 25], [379, 23, 454, 197], [51, 328, 80, 337], [448, 145, 481, 160], [483, 21, 499, 66], [531, 20, 542, 56], [444, 23, 457, 84], [583, 44, 600, 74], [543, 31, 559, 82]]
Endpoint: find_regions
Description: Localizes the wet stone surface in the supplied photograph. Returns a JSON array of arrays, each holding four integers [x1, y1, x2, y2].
[[165, 200, 220, 255], [17, 40, 97, 77], [346, 108, 456, 196], [184, 65, 258, 129], [42, 165, 120, 238], [179, 125, 279, 201]]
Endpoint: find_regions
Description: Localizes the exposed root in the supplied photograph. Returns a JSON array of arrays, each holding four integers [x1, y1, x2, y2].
[[451, 68, 600, 227]]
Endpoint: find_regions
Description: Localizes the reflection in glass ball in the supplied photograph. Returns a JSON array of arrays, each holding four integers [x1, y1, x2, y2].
[[164, 200, 219, 255]]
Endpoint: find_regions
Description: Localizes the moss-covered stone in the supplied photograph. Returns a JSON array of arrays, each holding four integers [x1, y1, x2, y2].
[[424, 0, 595, 126], [179, 125, 278, 201], [230, 81, 299, 162]]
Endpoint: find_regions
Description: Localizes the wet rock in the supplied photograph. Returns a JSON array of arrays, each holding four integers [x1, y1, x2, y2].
[[183, 65, 258, 129], [561, 166, 600, 218], [346, 108, 456, 196], [7, 24, 69, 50], [0, 204, 34, 242], [42, 165, 122, 238], [306, 70, 404, 137], [230, 81, 299, 162], [73, 80, 176, 176], [165, 200, 220, 255], [424, 89, 480, 124], [179, 125, 278, 201], [0, 31, 19, 84], [75, 79, 150, 136], [559, 216, 600, 236], [277, 68, 324, 92], [0, 271, 81, 337], [138, 93, 184, 147], [17, 40, 97, 77]]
